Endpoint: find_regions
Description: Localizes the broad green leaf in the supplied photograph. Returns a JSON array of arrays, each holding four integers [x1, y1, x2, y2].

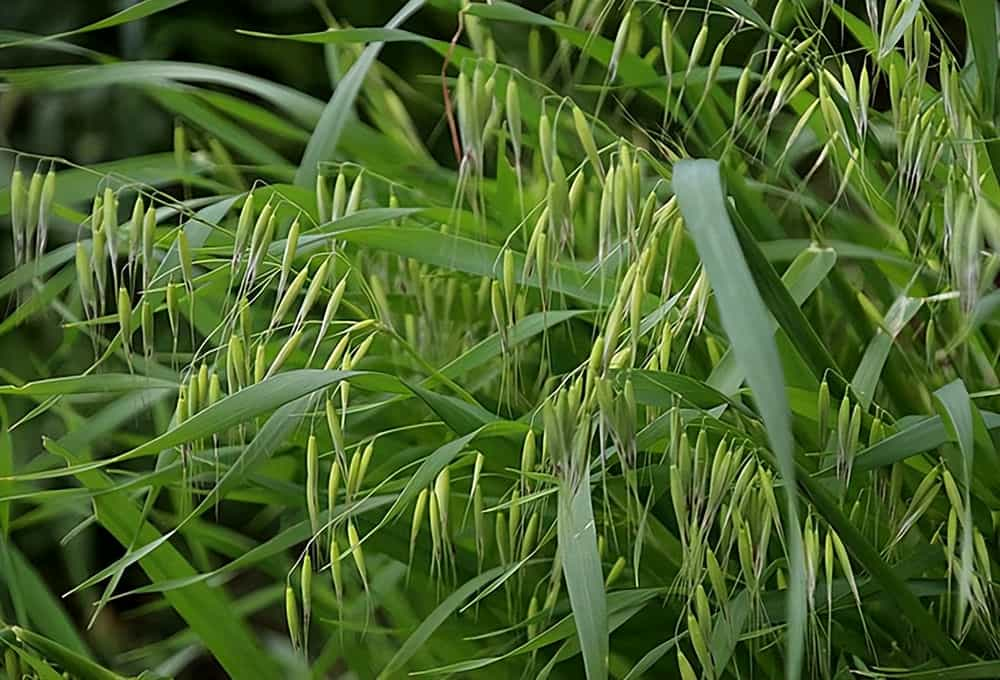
[[673, 158, 805, 679], [557, 476, 607, 680], [709, 245, 836, 396]]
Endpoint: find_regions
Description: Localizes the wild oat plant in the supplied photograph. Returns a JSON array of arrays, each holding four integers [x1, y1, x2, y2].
[[1, 0, 1000, 678]]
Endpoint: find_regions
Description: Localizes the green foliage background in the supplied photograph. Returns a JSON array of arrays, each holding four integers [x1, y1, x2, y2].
[[1, 1, 1000, 679]]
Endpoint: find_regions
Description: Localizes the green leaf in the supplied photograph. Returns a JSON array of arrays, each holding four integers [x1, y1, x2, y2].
[[295, 0, 426, 188], [0, 243, 76, 299], [0, 266, 75, 337], [407, 382, 500, 435], [708, 245, 836, 396], [236, 26, 470, 63], [282, 207, 425, 255], [1, 62, 323, 126], [959, 0, 999, 118], [852, 295, 923, 409], [710, 0, 769, 30], [11, 627, 122, 680], [149, 87, 288, 166], [849, 410, 1000, 475], [60, 390, 329, 599], [882, 660, 1000, 678], [673, 158, 805, 679], [330, 225, 649, 309], [0, 545, 91, 657], [0, 407, 10, 536], [724, 169, 842, 383], [410, 589, 662, 675], [367, 423, 518, 536], [620, 369, 755, 417], [0, 153, 212, 218], [465, 2, 661, 96], [111, 496, 393, 598], [622, 635, 681, 680], [710, 590, 752, 673], [38, 433, 282, 678], [439, 310, 588, 381], [933, 380, 978, 625], [0, 0, 187, 49], [557, 476, 607, 680], [0, 374, 176, 396], [377, 565, 508, 679], [7, 644, 64, 680], [880, 0, 922, 58], [934, 380, 976, 487], [12, 370, 356, 482]]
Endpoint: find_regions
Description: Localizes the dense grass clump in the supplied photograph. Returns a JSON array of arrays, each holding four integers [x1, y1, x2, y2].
[[2, 0, 1000, 677]]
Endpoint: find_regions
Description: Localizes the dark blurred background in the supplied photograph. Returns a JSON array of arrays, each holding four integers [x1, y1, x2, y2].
[[0, 0, 469, 164]]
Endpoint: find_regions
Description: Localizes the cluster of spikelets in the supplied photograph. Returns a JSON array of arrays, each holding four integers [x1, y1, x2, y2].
[[5, 0, 1000, 678]]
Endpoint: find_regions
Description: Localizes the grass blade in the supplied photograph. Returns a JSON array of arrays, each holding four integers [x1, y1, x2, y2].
[[294, 0, 426, 188], [557, 474, 607, 680], [673, 158, 805, 679]]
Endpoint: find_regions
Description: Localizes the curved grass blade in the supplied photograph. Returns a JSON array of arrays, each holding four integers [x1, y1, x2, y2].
[[237, 26, 472, 62], [9, 369, 355, 482], [933, 380, 978, 628], [852, 295, 923, 409], [63, 389, 318, 598], [0, 374, 176, 397], [377, 565, 508, 679], [10, 627, 123, 680], [294, 0, 426, 188], [1, 62, 323, 125], [0, 0, 187, 50]]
